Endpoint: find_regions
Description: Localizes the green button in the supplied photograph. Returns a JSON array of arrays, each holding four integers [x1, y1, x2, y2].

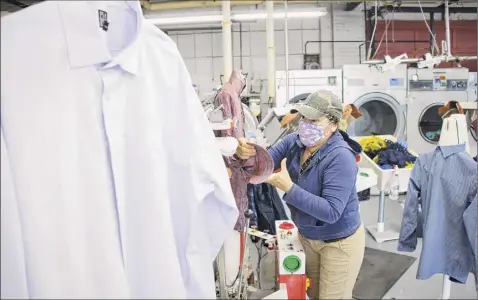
[[283, 255, 301, 273]]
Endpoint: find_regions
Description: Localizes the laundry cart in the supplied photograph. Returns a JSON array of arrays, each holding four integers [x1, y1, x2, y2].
[[353, 135, 418, 244]]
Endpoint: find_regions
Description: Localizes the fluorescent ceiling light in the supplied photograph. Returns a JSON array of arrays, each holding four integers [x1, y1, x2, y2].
[[149, 15, 223, 25], [234, 10, 327, 21], [147, 9, 327, 26]]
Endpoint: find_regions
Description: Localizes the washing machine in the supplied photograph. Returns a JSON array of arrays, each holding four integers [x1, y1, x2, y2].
[[342, 64, 408, 139], [468, 72, 477, 101], [275, 69, 343, 108], [407, 67, 476, 156], [467, 72, 477, 156]]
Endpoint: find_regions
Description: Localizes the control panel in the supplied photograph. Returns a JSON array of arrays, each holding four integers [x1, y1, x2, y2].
[[409, 79, 469, 91], [408, 68, 470, 91], [275, 221, 306, 275]]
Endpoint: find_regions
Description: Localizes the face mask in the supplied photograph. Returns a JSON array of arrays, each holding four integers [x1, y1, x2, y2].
[[298, 120, 328, 147]]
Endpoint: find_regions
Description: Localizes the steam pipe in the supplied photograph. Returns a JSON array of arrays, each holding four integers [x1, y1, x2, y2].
[[361, 55, 477, 65], [444, 0, 452, 56], [222, 0, 233, 82], [266, 0, 275, 106], [284, 0, 290, 107]]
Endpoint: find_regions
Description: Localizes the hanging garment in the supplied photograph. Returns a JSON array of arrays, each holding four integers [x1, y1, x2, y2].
[[214, 71, 273, 231], [463, 196, 477, 256], [0, 1, 238, 298], [247, 183, 289, 235], [398, 144, 477, 284], [463, 196, 478, 292], [1, 129, 29, 299], [247, 184, 259, 228]]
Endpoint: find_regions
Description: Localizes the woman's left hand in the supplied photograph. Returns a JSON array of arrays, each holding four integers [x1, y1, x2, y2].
[[265, 159, 293, 192]]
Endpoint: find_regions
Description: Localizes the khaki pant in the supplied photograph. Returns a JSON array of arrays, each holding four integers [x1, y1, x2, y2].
[[300, 224, 365, 300]]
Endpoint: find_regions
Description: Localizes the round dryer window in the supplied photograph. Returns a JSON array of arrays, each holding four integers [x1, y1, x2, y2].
[[418, 104, 444, 144], [348, 92, 406, 138]]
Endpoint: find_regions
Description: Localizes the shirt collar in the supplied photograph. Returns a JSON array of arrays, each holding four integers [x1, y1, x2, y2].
[[437, 143, 466, 158], [57, 1, 143, 75]]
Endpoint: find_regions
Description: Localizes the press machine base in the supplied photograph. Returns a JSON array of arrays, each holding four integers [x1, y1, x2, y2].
[[216, 219, 309, 300]]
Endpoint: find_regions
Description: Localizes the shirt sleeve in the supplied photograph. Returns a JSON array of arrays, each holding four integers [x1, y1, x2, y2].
[[214, 92, 235, 138], [283, 147, 357, 224], [1, 127, 30, 299], [398, 157, 422, 252], [267, 134, 294, 171], [169, 56, 239, 299], [463, 196, 477, 257]]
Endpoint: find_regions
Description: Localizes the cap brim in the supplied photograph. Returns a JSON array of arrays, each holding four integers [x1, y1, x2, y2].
[[248, 144, 274, 184], [290, 104, 325, 121]]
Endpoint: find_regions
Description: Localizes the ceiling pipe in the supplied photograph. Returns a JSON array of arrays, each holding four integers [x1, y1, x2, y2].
[[222, 0, 233, 83], [284, 0, 290, 108], [141, 0, 264, 11], [266, 0, 275, 106], [444, 0, 452, 56]]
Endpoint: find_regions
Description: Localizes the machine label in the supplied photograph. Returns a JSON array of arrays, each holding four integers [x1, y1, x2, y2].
[[389, 78, 404, 87], [433, 74, 447, 90]]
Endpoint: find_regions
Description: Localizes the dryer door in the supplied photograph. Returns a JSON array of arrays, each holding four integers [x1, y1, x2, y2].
[[347, 92, 406, 139], [418, 103, 445, 144]]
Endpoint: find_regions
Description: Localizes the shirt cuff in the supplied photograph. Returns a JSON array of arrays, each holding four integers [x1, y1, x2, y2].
[[397, 243, 416, 252], [283, 183, 298, 203]]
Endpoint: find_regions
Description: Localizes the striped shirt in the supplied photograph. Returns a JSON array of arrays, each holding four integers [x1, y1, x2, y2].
[[398, 144, 477, 284]]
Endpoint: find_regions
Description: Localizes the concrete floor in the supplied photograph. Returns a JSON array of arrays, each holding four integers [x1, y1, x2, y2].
[[248, 194, 477, 299]]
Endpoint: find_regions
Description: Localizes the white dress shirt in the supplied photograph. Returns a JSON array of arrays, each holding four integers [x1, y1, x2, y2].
[[0, 1, 238, 298], [1, 128, 29, 299]]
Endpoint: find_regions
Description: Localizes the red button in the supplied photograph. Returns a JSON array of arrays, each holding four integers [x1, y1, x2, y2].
[[279, 222, 295, 230]]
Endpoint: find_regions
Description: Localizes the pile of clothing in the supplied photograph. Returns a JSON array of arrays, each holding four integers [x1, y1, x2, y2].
[[359, 136, 416, 169]]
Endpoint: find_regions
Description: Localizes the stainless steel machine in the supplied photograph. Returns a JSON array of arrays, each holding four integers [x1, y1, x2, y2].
[[406, 68, 475, 156], [342, 64, 408, 139], [275, 69, 343, 109]]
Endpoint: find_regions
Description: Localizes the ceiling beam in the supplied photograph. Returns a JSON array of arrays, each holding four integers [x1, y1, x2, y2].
[[345, 2, 361, 11], [3, 0, 29, 9]]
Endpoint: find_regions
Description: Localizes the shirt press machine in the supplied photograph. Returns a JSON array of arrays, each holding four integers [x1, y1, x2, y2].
[[215, 212, 309, 300]]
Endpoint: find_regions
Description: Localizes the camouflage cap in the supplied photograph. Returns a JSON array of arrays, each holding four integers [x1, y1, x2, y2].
[[291, 90, 343, 122]]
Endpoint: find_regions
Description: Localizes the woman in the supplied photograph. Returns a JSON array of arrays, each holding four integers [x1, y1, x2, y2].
[[247, 90, 365, 299]]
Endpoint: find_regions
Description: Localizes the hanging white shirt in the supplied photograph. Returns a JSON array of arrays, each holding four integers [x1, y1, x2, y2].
[[0, 1, 238, 298], [1, 128, 29, 299]]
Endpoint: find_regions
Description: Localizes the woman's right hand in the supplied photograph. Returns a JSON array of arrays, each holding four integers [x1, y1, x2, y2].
[[236, 137, 257, 160]]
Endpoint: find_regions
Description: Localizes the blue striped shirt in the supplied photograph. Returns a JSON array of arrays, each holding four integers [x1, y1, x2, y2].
[[398, 144, 477, 284]]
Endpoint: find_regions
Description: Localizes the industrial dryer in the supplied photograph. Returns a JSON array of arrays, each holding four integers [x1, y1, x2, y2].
[[275, 69, 343, 108], [406, 68, 476, 156], [468, 72, 477, 99], [342, 64, 408, 139]]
